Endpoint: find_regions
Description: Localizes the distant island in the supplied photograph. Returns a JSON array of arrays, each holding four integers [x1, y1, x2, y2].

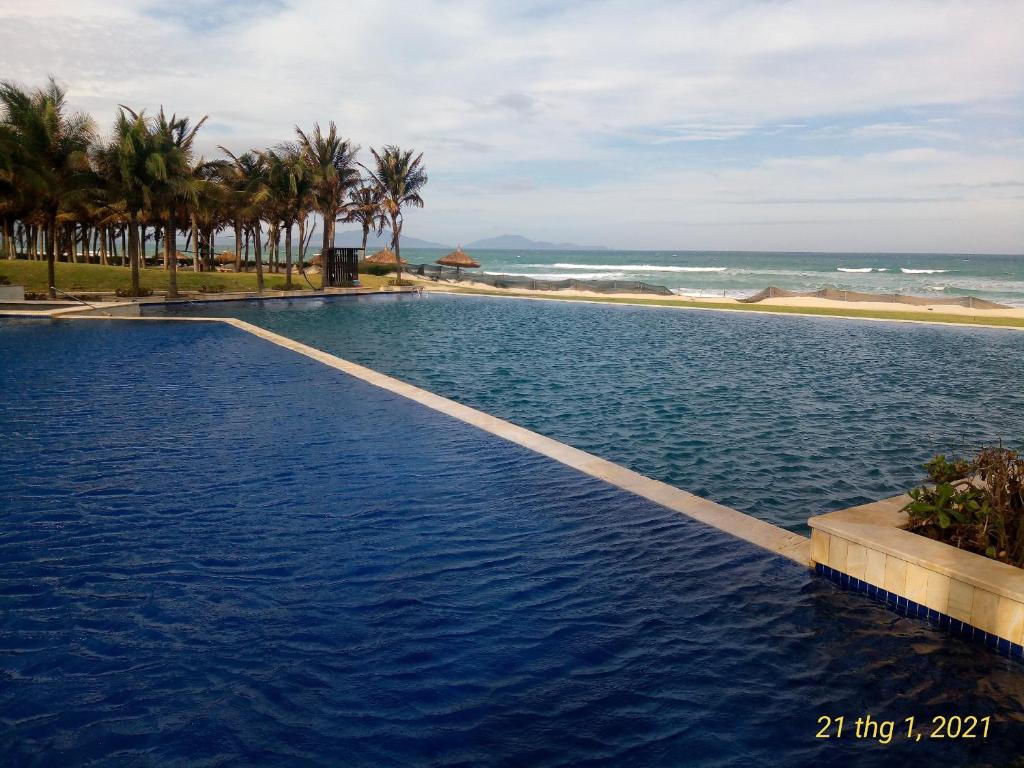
[[464, 235, 608, 251], [332, 231, 608, 252]]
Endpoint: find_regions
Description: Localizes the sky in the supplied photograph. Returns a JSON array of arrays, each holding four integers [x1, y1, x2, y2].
[[2, 0, 1023, 253]]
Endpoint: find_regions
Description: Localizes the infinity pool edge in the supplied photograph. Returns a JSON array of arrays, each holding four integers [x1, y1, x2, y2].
[[53, 313, 811, 565]]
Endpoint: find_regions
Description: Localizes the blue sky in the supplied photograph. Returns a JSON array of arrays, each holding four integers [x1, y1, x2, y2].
[[2, 0, 1023, 252]]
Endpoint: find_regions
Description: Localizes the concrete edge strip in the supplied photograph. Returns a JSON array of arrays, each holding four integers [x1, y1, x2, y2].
[[423, 287, 1024, 332], [221, 316, 811, 564], [39, 312, 810, 564]]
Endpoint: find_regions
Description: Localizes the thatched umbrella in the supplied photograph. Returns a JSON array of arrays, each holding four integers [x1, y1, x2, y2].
[[175, 250, 192, 263], [365, 247, 407, 266], [309, 253, 323, 268], [436, 246, 480, 280], [215, 251, 235, 265]]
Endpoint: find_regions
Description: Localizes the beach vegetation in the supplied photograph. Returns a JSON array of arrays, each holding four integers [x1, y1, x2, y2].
[[359, 146, 427, 285], [0, 76, 425, 297], [904, 446, 1024, 568]]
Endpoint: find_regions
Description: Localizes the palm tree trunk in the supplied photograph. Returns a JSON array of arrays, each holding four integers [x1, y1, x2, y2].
[[129, 215, 141, 295], [191, 216, 200, 272], [66, 224, 76, 264], [1, 218, 11, 259], [320, 210, 331, 268], [254, 224, 264, 292], [100, 226, 108, 265], [392, 216, 402, 283], [167, 215, 178, 298], [285, 224, 293, 290], [234, 221, 242, 272], [46, 216, 57, 298]]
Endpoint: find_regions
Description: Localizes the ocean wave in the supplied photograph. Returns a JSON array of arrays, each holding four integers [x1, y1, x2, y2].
[[548, 263, 729, 273], [480, 271, 629, 281], [836, 267, 873, 273], [901, 268, 950, 274]]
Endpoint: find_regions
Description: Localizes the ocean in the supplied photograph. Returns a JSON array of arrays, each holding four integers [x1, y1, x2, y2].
[[399, 248, 1024, 307]]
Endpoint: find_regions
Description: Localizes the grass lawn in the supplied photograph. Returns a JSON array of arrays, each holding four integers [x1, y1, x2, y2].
[[0, 259, 390, 295], [422, 284, 1024, 329]]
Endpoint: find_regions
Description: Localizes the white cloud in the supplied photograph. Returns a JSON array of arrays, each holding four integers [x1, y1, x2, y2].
[[1, 0, 1022, 251]]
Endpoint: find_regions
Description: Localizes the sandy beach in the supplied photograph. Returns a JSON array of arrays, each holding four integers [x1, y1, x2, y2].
[[419, 278, 1024, 323]]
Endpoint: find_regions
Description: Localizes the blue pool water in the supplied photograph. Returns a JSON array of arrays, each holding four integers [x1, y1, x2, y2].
[[151, 293, 1024, 531], [3, 319, 1022, 766]]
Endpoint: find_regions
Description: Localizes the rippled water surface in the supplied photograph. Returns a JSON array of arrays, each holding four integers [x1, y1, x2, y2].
[[153, 293, 1024, 530], [4, 320, 1023, 766]]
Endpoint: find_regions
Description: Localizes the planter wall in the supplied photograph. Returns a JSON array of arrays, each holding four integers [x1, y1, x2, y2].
[[809, 494, 1024, 658]]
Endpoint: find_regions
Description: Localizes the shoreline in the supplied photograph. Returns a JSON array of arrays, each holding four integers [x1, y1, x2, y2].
[[412, 278, 1024, 329]]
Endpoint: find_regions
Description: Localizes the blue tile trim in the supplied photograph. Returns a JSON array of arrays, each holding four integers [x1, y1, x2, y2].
[[812, 562, 1023, 661]]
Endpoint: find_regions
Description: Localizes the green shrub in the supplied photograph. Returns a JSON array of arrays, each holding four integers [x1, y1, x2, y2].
[[0, 275, 9, 285], [361, 263, 395, 276], [923, 454, 974, 484], [904, 446, 1024, 567], [115, 287, 153, 297], [387, 278, 416, 287], [197, 284, 224, 294]]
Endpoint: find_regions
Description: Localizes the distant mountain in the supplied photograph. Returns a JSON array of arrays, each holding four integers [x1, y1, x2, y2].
[[463, 234, 608, 251], [332, 230, 451, 250]]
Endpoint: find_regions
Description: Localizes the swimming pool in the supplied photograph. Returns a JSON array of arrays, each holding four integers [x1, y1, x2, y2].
[[151, 293, 1024, 531], [3, 318, 1022, 766]]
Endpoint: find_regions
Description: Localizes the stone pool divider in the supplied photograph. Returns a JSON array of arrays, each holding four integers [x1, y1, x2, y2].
[[810, 496, 1024, 657]]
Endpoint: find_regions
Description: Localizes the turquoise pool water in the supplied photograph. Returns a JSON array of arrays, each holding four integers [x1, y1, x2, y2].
[[151, 293, 1024, 531]]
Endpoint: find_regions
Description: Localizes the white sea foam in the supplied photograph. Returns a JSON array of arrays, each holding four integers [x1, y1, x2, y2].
[[901, 268, 950, 274], [481, 271, 629, 280], [548, 263, 729, 273], [836, 267, 873, 273]]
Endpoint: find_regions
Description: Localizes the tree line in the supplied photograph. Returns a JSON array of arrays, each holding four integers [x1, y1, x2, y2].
[[0, 77, 427, 297]]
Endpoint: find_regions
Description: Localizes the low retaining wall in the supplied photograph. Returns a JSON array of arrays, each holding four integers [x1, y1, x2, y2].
[[0, 285, 25, 301], [809, 495, 1024, 657]]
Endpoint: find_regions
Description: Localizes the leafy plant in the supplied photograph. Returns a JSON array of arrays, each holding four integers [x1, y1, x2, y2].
[[114, 286, 153, 297], [360, 263, 394, 276], [904, 446, 1024, 567], [923, 454, 973, 484]]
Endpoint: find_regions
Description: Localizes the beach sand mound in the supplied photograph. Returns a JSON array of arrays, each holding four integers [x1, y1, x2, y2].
[[740, 286, 1007, 310]]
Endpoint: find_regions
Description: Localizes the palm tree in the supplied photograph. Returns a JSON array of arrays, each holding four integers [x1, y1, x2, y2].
[[219, 149, 269, 290], [185, 158, 226, 273], [343, 181, 385, 259], [152, 108, 207, 298], [360, 146, 427, 284], [0, 77, 96, 297], [295, 122, 359, 271], [263, 144, 311, 289], [0, 121, 22, 259], [98, 107, 162, 296]]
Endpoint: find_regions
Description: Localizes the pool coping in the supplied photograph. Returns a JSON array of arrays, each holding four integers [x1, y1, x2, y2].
[[48, 312, 811, 565], [809, 495, 1024, 654]]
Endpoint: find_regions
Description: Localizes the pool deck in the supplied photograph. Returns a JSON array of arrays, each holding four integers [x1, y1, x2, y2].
[[54, 311, 811, 565]]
